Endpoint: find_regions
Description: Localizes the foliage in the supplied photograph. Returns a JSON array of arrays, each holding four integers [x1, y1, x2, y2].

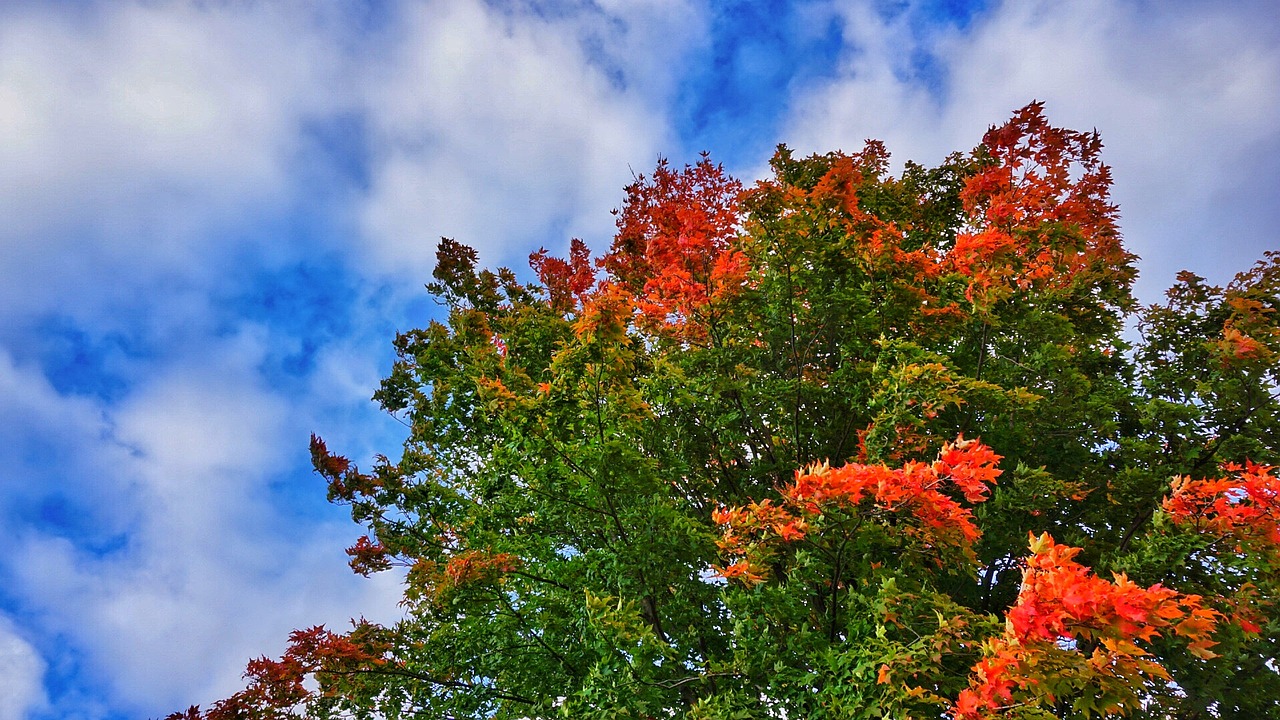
[[172, 104, 1280, 720]]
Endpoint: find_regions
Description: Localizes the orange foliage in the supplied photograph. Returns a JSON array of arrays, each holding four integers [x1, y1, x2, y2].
[[402, 550, 521, 606], [601, 154, 745, 340], [743, 141, 948, 299], [346, 535, 392, 576], [712, 436, 1002, 579], [311, 433, 382, 502], [530, 237, 596, 313], [1164, 461, 1280, 552], [441, 550, 520, 588], [571, 282, 633, 343], [1217, 325, 1269, 365], [178, 623, 391, 720], [950, 102, 1135, 306], [953, 534, 1220, 719]]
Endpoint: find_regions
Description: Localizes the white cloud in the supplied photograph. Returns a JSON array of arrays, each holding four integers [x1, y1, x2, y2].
[[357, 0, 697, 275], [0, 616, 46, 720], [0, 2, 343, 322], [782, 0, 1280, 300]]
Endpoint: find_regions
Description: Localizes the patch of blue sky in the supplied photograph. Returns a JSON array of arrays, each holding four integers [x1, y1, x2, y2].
[[265, 456, 364, 528], [22, 238, 366, 411], [216, 285, 410, 527], [903, 0, 992, 98], [903, 0, 991, 30], [35, 496, 132, 559], [0, 597, 130, 720], [671, 0, 845, 167], [578, 32, 629, 94], [28, 644, 129, 720], [668, 0, 993, 168], [5, 112, 374, 402], [213, 255, 360, 379], [824, 1, 990, 112], [0, 564, 125, 719], [0, 429, 139, 568], [474, 0, 634, 98], [216, 282, 413, 530], [333, 0, 402, 35], [25, 318, 147, 404], [205, 201, 397, 394], [906, 46, 949, 99]]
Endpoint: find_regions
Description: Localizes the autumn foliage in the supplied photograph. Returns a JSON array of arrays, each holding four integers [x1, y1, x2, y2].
[[1165, 461, 1280, 559], [952, 104, 1134, 307], [714, 436, 1003, 583], [176, 105, 1280, 720], [955, 534, 1219, 719], [602, 153, 747, 339]]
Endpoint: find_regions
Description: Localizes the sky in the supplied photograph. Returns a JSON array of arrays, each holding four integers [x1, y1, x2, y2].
[[0, 1, 1276, 717]]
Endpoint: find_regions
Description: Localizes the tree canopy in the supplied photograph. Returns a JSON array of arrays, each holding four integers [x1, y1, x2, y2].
[[173, 103, 1280, 720]]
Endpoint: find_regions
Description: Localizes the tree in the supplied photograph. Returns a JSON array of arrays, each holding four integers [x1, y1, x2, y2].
[[172, 104, 1280, 720]]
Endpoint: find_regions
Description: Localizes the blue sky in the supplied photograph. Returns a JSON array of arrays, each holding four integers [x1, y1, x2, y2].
[[0, 1, 1276, 717]]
